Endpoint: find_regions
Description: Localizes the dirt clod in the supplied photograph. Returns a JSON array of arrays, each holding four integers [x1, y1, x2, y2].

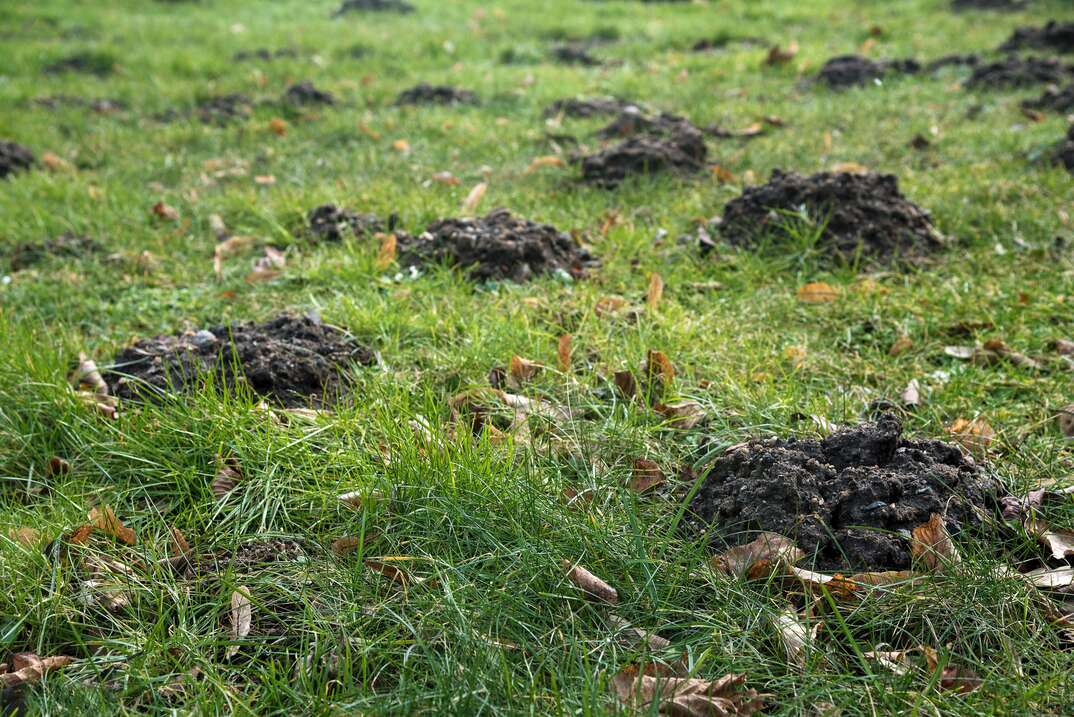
[[925, 54, 981, 72], [42, 51, 115, 76], [596, 107, 702, 140], [543, 96, 639, 118], [283, 81, 336, 106], [719, 169, 944, 265], [966, 56, 1074, 89], [333, 0, 415, 15], [9, 233, 101, 271], [0, 141, 35, 179], [550, 44, 602, 67], [1023, 84, 1074, 113], [1000, 21, 1074, 53], [307, 204, 389, 241], [579, 121, 707, 188], [194, 94, 253, 125], [397, 208, 594, 283], [1054, 125, 1074, 174], [816, 55, 921, 89], [394, 83, 479, 106], [688, 415, 1001, 572], [951, 0, 1027, 10], [104, 314, 374, 407], [233, 48, 298, 62]]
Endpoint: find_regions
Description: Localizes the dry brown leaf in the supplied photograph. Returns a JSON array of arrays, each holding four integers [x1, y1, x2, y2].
[[796, 282, 840, 304], [45, 455, 71, 478], [764, 41, 798, 66], [376, 233, 397, 270], [889, 335, 913, 356], [0, 654, 74, 688], [645, 350, 676, 390], [562, 560, 619, 604], [647, 273, 664, 311], [151, 202, 179, 221], [773, 608, 815, 671], [227, 587, 252, 658], [784, 345, 807, 368], [7, 527, 42, 548], [614, 370, 638, 400], [612, 666, 766, 716], [981, 338, 1042, 371], [331, 534, 376, 556], [268, 118, 288, 136], [653, 401, 705, 429], [607, 614, 672, 651], [525, 155, 564, 174], [712, 533, 804, 578], [338, 489, 387, 511], [509, 355, 544, 382], [70, 353, 109, 397], [1025, 517, 1074, 560], [365, 558, 413, 587], [461, 181, 488, 214], [89, 506, 136, 546], [392, 138, 410, 154], [921, 647, 982, 694], [212, 456, 243, 499], [711, 164, 737, 183], [947, 418, 995, 451], [169, 526, 191, 561], [863, 647, 913, 676], [431, 170, 460, 185], [1055, 339, 1074, 356], [901, 378, 921, 407], [1058, 403, 1074, 438], [557, 334, 572, 372], [1025, 566, 1074, 589], [629, 458, 666, 494], [67, 524, 94, 545], [830, 161, 870, 175], [594, 295, 631, 317], [213, 235, 257, 276], [41, 151, 74, 173], [910, 513, 960, 572]]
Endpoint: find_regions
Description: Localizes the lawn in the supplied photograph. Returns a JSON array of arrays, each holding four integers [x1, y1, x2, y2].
[[1, 0, 1073, 714]]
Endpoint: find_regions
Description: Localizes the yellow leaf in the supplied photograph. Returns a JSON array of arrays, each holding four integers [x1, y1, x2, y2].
[[831, 162, 870, 175], [89, 506, 136, 545], [525, 155, 564, 174], [647, 272, 664, 311], [268, 118, 288, 136], [461, 181, 487, 214], [392, 138, 411, 154], [376, 233, 397, 270], [796, 282, 840, 303]]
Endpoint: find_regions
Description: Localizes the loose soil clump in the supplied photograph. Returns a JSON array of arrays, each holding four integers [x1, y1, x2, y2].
[[283, 81, 336, 106], [233, 47, 299, 62], [1023, 83, 1074, 113], [1000, 21, 1074, 53], [104, 314, 374, 407], [966, 56, 1073, 89], [579, 121, 707, 188], [550, 44, 602, 67], [0, 141, 35, 179], [42, 51, 115, 76], [397, 208, 594, 283], [333, 0, 415, 15], [307, 204, 389, 241], [687, 415, 1001, 572], [394, 83, 479, 106], [816, 55, 921, 89], [9, 233, 101, 271], [194, 94, 253, 125], [951, 0, 1027, 9], [719, 169, 944, 265], [1053, 125, 1074, 174], [925, 54, 980, 72], [595, 108, 702, 140], [543, 96, 639, 118]]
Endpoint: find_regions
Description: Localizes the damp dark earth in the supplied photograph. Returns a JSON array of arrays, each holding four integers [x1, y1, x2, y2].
[[1, 0, 1073, 715]]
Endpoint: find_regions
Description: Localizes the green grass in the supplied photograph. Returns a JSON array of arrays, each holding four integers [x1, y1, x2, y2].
[[1, 0, 1074, 714]]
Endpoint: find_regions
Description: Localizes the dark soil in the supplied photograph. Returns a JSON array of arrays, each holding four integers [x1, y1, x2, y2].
[[9, 233, 102, 271], [1000, 21, 1074, 53], [925, 54, 981, 72], [283, 81, 336, 106], [394, 83, 479, 106], [307, 204, 391, 241], [543, 96, 639, 118], [42, 51, 115, 76], [595, 108, 701, 140], [816, 55, 921, 89], [33, 95, 126, 113], [0, 141, 35, 179], [104, 314, 374, 408], [333, 0, 415, 16], [1023, 83, 1074, 113], [687, 415, 1001, 572], [1054, 125, 1074, 174], [579, 122, 708, 188], [232, 47, 299, 62], [719, 169, 945, 265], [691, 35, 765, 52], [966, 56, 1074, 89], [550, 44, 602, 67], [194, 94, 253, 125], [951, 0, 1027, 9], [397, 208, 595, 283]]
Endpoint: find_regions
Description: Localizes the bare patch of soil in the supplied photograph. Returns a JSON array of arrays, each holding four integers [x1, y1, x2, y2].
[[687, 415, 1001, 572], [816, 55, 921, 89], [333, 0, 415, 15], [104, 314, 374, 407], [550, 44, 602, 66], [0, 141, 35, 179], [1054, 125, 1074, 173], [307, 204, 391, 241], [719, 169, 945, 265], [543, 96, 640, 118], [9, 233, 101, 271], [232, 47, 299, 62], [579, 121, 707, 188], [1023, 84, 1074, 113], [397, 208, 595, 282], [966, 56, 1074, 89], [1000, 21, 1074, 53], [283, 81, 336, 106], [394, 83, 479, 106]]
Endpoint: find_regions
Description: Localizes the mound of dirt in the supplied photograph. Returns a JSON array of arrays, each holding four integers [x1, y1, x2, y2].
[[719, 169, 945, 265], [579, 123, 707, 188], [0, 141, 35, 179], [104, 314, 374, 407], [687, 415, 1001, 572], [233, 47, 298, 62], [194, 94, 253, 125], [816, 55, 921, 89], [1023, 83, 1074, 112], [33, 95, 126, 113], [1054, 125, 1074, 173], [543, 96, 639, 118], [283, 81, 336, 106], [951, 0, 1027, 10], [596, 108, 701, 140], [925, 54, 981, 72], [550, 44, 602, 66], [397, 208, 594, 282], [333, 0, 415, 15], [966, 56, 1074, 89], [42, 51, 115, 76], [394, 83, 478, 106], [1000, 21, 1074, 53], [307, 204, 388, 241], [9, 233, 101, 271]]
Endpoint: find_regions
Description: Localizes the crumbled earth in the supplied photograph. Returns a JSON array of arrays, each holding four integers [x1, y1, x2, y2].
[[194, 94, 253, 125], [966, 56, 1074, 89], [816, 55, 921, 89], [9, 233, 102, 271], [186, 538, 309, 576], [333, 0, 415, 16], [307, 204, 389, 241], [550, 44, 602, 66], [687, 415, 1001, 572], [232, 47, 299, 62], [394, 83, 479, 106], [1023, 83, 1074, 112], [397, 208, 595, 282], [543, 96, 639, 118], [33, 95, 126, 113], [951, 0, 1027, 9], [42, 51, 115, 76], [0, 140, 35, 179], [104, 314, 375, 407], [579, 122, 708, 187], [283, 81, 336, 106], [719, 169, 945, 265], [1054, 125, 1074, 174], [595, 108, 702, 140], [925, 54, 981, 71], [1000, 21, 1074, 53], [691, 35, 765, 52]]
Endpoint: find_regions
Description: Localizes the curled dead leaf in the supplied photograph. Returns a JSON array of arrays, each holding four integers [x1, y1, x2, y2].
[[0, 654, 74, 688], [365, 558, 414, 587], [557, 334, 572, 372], [612, 666, 767, 716], [562, 559, 619, 604], [647, 273, 664, 311], [773, 608, 816, 671], [653, 401, 705, 429], [796, 282, 840, 304], [89, 505, 136, 546], [431, 170, 460, 185], [212, 456, 243, 499], [7, 527, 43, 548], [1025, 517, 1074, 561], [901, 378, 921, 407], [46, 456, 71, 478], [629, 458, 666, 494], [268, 118, 288, 136], [509, 355, 544, 383], [711, 533, 804, 578], [830, 161, 870, 175], [525, 155, 564, 174], [910, 513, 960, 572], [764, 41, 798, 66], [607, 614, 671, 651], [947, 418, 995, 452], [461, 181, 488, 214], [889, 335, 913, 356], [227, 587, 252, 658], [151, 202, 179, 221]]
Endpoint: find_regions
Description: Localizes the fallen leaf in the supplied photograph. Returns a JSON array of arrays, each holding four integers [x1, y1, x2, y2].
[[557, 334, 572, 372], [711, 164, 737, 183], [612, 666, 767, 716], [783, 345, 807, 368], [653, 401, 705, 429], [246, 246, 286, 282], [461, 181, 487, 214], [614, 370, 638, 399], [901, 378, 921, 407], [392, 138, 410, 154], [227, 587, 252, 658], [89, 506, 136, 546], [213, 235, 257, 276], [831, 161, 870, 175], [645, 350, 676, 392], [796, 282, 840, 304], [980, 338, 1042, 370], [1025, 517, 1074, 561], [1025, 566, 1074, 589], [66, 524, 94, 545], [889, 335, 913, 356], [607, 614, 671, 651], [594, 295, 631, 317], [331, 535, 375, 556], [268, 117, 288, 136], [525, 155, 564, 173], [41, 151, 74, 173], [764, 42, 798, 66], [921, 647, 982, 693], [562, 560, 619, 604], [70, 353, 109, 397], [365, 558, 413, 587], [0, 654, 74, 688], [629, 458, 665, 493], [647, 272, 664, 311], [509, 355, 544, 383], [947, 418, 995, 451], [711, 533, 804, 578], [212, 456, 243, 499], [338, 489, 387, 510], [773, 608, 815, 671], [45, 455, 70, 478], [910, 513, 960, 572], [7, 527, 42, 548], [943, 345, 977, 360], [151, 202, 179, 221], [376, 233, 397, 270], [1055, 339, 1074, 357], [863, 646, 913, 676], [431, 170, 460, 185], [1058, 404, 1074, 438]]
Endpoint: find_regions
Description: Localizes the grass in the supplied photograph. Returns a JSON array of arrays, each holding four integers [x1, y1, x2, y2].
[[1, 0, 1074, 714]]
